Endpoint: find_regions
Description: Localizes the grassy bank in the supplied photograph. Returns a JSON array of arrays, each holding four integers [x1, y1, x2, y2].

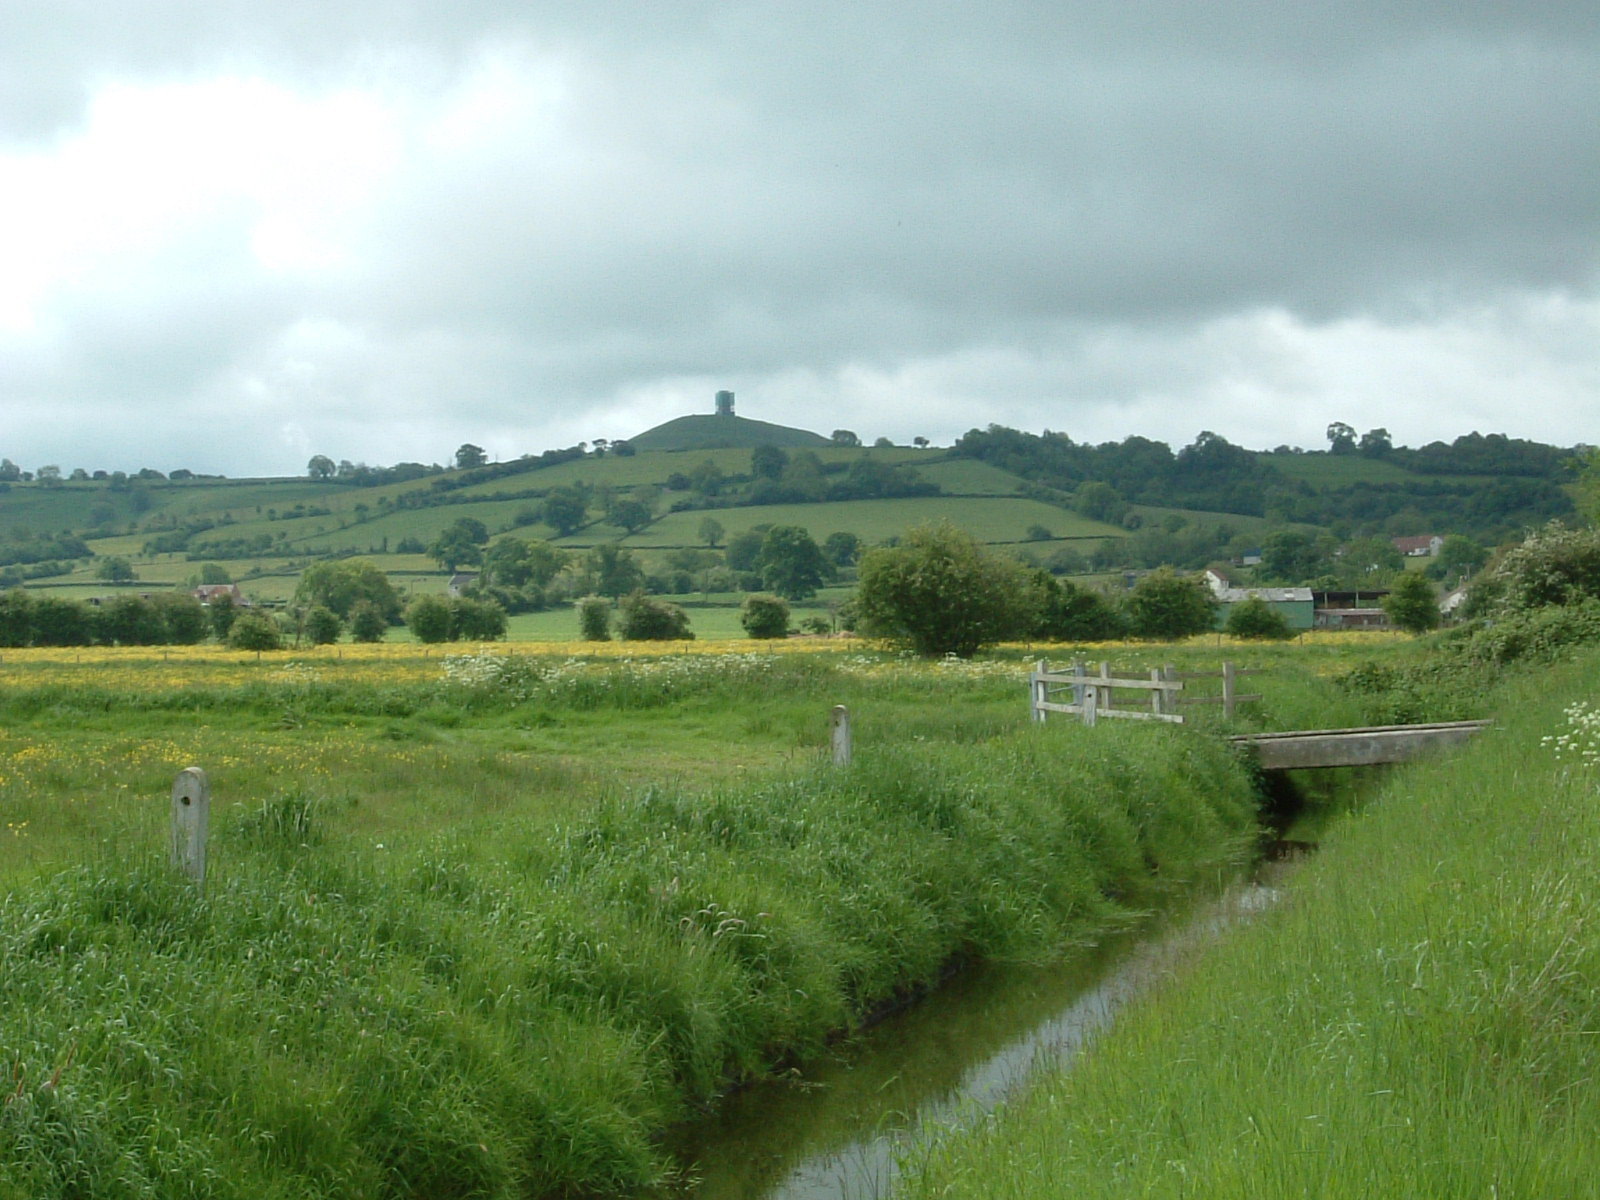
[[1, 646, 1267, 1198], [892, 649, 1600, 1198]]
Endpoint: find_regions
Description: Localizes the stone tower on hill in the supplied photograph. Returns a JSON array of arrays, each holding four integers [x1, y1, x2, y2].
[[715, 390, 735, 416]]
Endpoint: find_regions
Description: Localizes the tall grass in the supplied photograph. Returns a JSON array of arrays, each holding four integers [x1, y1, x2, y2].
[[891, 648, 1600, 1199], [1, 717, 1259, 1198]]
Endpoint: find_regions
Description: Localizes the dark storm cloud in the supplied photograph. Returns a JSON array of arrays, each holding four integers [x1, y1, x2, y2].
[[1, 1, 1595, 474]]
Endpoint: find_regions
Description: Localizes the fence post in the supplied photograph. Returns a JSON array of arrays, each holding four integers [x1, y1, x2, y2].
[[1098, 661, 1112, 718], [830, 705, 853, 766], [1223, 660, 1237, 720], [1030, 660, 1047, 723], [1083, 683, 1098, 727], [1149, 667, 1165, 717], [170, 767, 209, 888], [1072, 660, 1087, 710]]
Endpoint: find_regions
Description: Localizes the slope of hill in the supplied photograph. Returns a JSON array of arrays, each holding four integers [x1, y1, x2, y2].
[[628, 414, 832, 451]]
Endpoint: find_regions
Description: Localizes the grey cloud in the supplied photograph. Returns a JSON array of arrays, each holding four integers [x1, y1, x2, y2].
[[1, 2, 1595, 475]]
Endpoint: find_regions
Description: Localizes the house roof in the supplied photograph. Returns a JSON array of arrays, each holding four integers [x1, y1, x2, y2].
[[1392, 535, 1440, 554], [1217, 587, 1313, 604]]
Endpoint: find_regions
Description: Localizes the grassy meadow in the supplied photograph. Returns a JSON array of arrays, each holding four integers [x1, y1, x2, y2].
[[891, 647, 1600, 1199], [0, 631, 1437, 1198]]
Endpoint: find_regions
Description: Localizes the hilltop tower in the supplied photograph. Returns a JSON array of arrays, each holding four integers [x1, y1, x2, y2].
[[715, 390, 735, 417]]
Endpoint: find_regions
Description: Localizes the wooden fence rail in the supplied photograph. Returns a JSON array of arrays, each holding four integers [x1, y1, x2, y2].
[[1029, 661, 1262, 727]]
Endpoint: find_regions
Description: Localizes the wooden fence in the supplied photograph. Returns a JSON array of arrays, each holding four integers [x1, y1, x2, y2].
[[1029, 660, 1262, 727]]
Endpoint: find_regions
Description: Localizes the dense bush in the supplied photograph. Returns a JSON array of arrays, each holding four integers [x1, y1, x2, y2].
[[405, 594, 453, 644], [856, 521, 1032, 657], [576, 595, 611, 641], [1224, 595, 1294, 640], [1124, 568, 1218, 640], [740, 594, 791, 639], [618, 591, 694, 641], [228, 612, 283, 652], [1481, 521, 1600, 614], [1028, 571, 1125, 642]]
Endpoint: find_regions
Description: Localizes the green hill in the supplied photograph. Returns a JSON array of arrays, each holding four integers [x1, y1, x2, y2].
[[628, 414, 832, 451]]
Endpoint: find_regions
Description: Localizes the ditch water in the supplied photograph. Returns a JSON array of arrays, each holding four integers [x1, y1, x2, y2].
[[661, 864, 1298, 1200]]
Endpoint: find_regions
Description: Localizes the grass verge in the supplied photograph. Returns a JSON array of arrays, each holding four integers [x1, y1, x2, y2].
[[890, 648, 1600, 1198]]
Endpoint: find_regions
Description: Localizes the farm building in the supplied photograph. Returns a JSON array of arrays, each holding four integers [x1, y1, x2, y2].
[[1211, 586, 1316, 631]]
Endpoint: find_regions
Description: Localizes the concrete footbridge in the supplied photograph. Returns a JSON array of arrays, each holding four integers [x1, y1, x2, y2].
[[1230, 720, 1492, 771]]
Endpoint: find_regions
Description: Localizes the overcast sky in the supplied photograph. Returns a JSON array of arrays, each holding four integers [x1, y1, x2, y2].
[[3, 2, 1596, 478]]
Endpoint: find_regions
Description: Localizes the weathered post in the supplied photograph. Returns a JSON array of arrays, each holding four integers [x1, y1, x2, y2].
[[1072, 659, 1087, 710], [1223, 660, 1237, 720], [1031, 660, 1048, 723], [1083, 683, 1098, 727], [1150, 667, 1165, 717], [1098, 661, 1112, 719], [170, 767, 209, 887], [831, 705, 853, 766]]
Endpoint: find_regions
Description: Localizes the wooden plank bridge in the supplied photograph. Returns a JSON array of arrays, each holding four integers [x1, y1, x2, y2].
[[1230, 720, 1492, 771], [1027, 660, 1490, 771]]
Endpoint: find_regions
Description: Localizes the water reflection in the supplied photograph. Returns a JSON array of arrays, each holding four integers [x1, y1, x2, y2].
[[667, 880, 1280, 1200]]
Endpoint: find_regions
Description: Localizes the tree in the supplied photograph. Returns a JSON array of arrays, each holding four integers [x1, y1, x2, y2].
[[1427, 534, 1489, 584], [95, 556, 136, 583], [1358, 428, 1393, 458], [455, 443, 487, 470], [855, 521, 1032, 657], [428, 520, 486, 572], [295, 559, 402, 622], [913, 436, 930, 450], [307, 455, 336, 480], [587, 543, 644, 598], [228, 612, 283, 652], [1383, 571, 1441, 634], [153, 593, 208, 645], [758, 525, 828, 601], [198, 562, 232, 585], [740, 595, 790, 639], [304, 605, 342, 645], [349, 600, 388, 643], [1028, 572, 1125, 641], [1225, 595, 1293, 640], [208, 593, 238, 641], [724, 528, 768, 573], [576, 596, 611, 641], [688, 460, 725, 496], [1073, 481, 1127, 525], [873, 437, 894, 449], [618, 591, 693, 641], [823, 531, 862, 568], [451, 596, 507, 640], [0, 589, 35, 647], [482, 537, 566, 589], [1124, 568, 1219, 640], [1326, 421, 1357, 455], [751, 445, 788, 481], [830, 429, 861, 447], [406, 594, 453, 643], [36, 465, 62, 487], [698, 516, 725, 548], [541, 488, 589, 537], [607, 498, 654, 534]]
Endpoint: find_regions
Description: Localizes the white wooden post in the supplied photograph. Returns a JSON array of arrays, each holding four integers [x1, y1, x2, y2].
[[1150, 667, 1164, 717], [1098, 661, 1112, 718], [170, 767, 209, 887], [1072, 660, 1087, 710], [1083, 683, 1098, 727], [1031, 660, 1048, 723], [831, 705, 853, 766]]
